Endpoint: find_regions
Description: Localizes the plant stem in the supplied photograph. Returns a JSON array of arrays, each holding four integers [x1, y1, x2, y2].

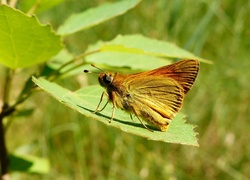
[[0, 116, 8, 177], [47, 49, 100, 81], [9, 0, 17, 8], [0, 68, 14, 177], [2, 69, 14, 107], [1, 0, 7, 5], [50, 61, 86, 82], [26, 0, 41, 15]]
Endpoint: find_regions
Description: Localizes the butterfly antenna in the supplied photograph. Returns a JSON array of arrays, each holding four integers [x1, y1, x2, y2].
[[84, 64, 105, 74], [91, 64, 105, 72]]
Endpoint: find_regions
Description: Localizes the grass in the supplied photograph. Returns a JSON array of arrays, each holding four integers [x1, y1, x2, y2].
[[6, 0, 250, 179]]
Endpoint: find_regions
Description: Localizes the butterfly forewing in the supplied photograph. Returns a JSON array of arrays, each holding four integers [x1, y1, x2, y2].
[[136, 60, 199, 94]]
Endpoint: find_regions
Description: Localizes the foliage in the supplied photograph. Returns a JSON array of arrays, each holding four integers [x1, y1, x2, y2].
[[0, 0, 202, 176], [0, 0, 249, 179], [0, 5, 62, 68]]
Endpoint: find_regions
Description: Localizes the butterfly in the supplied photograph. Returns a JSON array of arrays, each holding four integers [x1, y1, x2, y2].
[[84, 59, 199, 131]]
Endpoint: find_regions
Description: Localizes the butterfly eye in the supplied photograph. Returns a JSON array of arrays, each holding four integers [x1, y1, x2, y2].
[[103, 74, 113, 85]]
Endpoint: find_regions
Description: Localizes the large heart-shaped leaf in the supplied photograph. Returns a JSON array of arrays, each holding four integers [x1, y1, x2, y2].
[[0, 5, 62, 69]]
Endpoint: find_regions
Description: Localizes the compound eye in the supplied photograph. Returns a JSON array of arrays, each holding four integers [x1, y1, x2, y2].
[[103, 74, 113, 85]]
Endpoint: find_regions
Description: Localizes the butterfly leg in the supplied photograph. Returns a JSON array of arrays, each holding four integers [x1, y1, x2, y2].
[[131, 107, 154, 132], [95, 100, 109, 113], [130, 114, 136, 122], [110, 103, 117, 123], [93, 92, 109, 113]]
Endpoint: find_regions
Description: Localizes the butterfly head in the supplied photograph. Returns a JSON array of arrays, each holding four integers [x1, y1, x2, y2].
[[98, 72, 115, 88], [84, 64, 115, 88]]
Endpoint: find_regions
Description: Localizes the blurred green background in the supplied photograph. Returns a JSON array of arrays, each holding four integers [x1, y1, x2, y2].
[[7, 0, 250, 179]]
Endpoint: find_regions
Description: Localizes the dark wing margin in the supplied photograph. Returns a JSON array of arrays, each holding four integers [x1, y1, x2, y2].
[[138, 60, 200, 94], [163, 60, 199, 94]]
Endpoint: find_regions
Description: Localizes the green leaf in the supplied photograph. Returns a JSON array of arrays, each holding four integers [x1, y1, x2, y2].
[[57, 0, 141, 36], [0, 5, 62, 69], [9, 153, 50, 173], [86, 52, 171, 70], [32, 77, 199, 146], [86, 34, 211, 64]]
